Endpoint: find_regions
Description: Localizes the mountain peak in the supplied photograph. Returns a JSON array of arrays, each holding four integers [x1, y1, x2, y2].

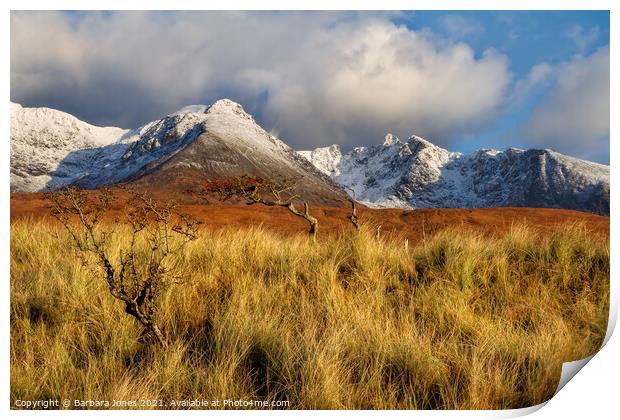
[[327, 144, 342, 154], [10, 102, 128, 191], [407, 134, 435, 148], [207, 98, 247, 114], [201, 98, 259, 128], [296, 144, 342, 177], [383, 133, 400, 147], [299, 134, 609, 215], [170, 99, 250, 119], [10, 101, 348, 204]]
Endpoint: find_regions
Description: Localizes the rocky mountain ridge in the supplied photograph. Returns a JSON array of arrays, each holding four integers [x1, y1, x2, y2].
[[299, 133, 609, 215], [10, 102, 609, 214], [10, 100, 348, 205]]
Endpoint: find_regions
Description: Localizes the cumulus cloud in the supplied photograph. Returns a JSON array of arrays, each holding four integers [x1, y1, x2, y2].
[[11, 11, 511, 150], [520, 46, 609, 162]]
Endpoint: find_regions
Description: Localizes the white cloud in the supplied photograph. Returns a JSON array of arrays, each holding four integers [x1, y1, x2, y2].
[[11, 11, 512, 150], [512, 62, 553, 104], [521, 46, 609, 161]]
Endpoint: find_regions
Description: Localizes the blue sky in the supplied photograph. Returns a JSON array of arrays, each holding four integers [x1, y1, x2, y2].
[[10, 11, 610, 163], [395, 11, 609, 158], [397, 11, 609, 74]]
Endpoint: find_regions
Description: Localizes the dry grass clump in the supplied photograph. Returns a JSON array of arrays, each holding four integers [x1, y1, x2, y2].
[[10, 220, 608, 409]]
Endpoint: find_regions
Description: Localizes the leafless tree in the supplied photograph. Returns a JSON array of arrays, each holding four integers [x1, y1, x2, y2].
[[204, 176, 318, 242], [47, 186, 199, 346], [348, 200, 361, 232]]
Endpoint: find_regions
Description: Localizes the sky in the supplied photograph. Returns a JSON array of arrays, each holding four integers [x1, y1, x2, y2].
[[10, 10, 610, 163]]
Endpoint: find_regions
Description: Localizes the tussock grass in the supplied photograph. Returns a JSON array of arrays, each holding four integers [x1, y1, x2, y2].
[[10, 220, 609, 409]]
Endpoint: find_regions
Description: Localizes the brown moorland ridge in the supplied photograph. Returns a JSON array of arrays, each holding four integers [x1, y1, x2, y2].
[[10, 189, 609, 243]]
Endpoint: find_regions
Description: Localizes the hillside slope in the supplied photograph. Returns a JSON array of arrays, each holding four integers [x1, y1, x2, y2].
[[10, 102, 127, 191], [10, 100, 348, 205]]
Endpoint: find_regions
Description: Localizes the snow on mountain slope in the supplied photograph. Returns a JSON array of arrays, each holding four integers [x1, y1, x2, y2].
[[11, 100, 272, 190], [103, 99, 348, 204], [10, 102, 128, 191], [298, 144, 343, 176], [11, 100, 608, 214], [299, 134, 610, 215], [73, 99, 323, 187], [73, 110, 212, 188], [10, 100, 348, 204], [198, 98, 293, 155]]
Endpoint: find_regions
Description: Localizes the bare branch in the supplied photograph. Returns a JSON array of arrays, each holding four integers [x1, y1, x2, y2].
[[47, 186, 199, 346], [202, 176, 317, 242]]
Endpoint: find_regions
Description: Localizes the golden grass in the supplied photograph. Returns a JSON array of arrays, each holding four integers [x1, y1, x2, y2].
[[10, 220, 609, 409]]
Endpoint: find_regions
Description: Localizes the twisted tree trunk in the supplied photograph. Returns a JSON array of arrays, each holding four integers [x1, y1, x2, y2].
[[288, 202, 318, 243], [348, 200, 361, 232]]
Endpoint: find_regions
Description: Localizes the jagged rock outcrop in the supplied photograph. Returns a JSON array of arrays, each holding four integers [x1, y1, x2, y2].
[[299, 134, 610, 215]]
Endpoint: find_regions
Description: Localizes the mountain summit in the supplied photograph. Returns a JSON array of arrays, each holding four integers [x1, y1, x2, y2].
[[10, 100, 348, 205], [298, 134, 609, 215], [11, 101, 609, 214]]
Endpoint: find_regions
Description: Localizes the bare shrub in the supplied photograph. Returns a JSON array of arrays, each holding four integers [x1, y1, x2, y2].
[[204, 176, 319, 242], [47, 187, 199, 346]]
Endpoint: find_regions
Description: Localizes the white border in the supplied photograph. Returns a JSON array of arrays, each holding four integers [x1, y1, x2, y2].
[[2, 2, 616, 419], [2, 0, 617, 11]]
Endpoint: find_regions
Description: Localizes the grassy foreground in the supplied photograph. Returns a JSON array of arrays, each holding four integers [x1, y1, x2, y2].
[[10, 220, 609, 409]]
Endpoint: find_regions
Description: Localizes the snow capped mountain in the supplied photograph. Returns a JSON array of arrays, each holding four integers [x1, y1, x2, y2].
[[73, 109, 212, 188], [10, 100, 348, 204], [299, 133, 610, 215], [11, 101, 609, 214], [298, 144, 343, 176], [10, 102, 128, 191], [10, 101, 220, 191], [99, 99, 347, 204]]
